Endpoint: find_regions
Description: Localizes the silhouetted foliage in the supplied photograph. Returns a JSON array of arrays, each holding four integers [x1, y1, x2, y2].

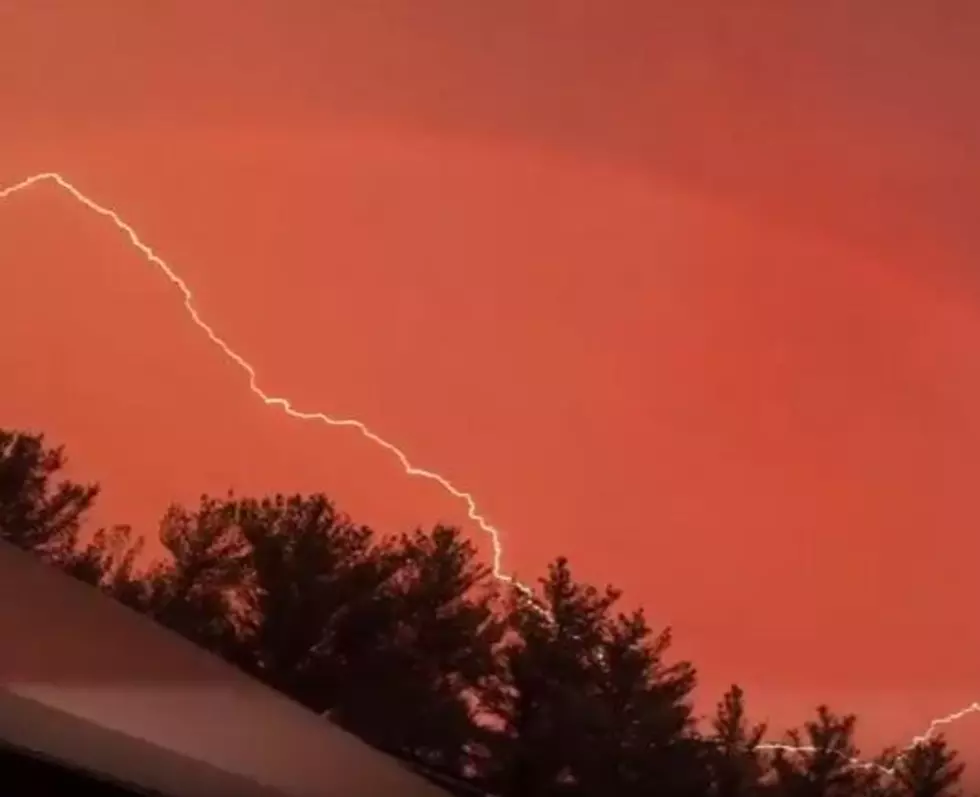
[[770, 707, 864, 797], [0, 426, 973, 797], [231, 492, 390, 701], [63, 524, 148, 604], [483, 557, 703, 797], [0, 429, 98, 563], [323, 524, 505, 771], [892, 736, 965, 797], [708, 685, 768, 797]]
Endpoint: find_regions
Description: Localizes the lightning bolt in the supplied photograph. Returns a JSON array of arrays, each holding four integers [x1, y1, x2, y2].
[[1, 172, 976, 775], [1, 172, 532, 591], [757, 699, 980, 775]]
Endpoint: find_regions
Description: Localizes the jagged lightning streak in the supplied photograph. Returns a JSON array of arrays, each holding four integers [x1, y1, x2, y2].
[[0, 171, 533, 600], [757, 699, 980, 775], [1, 172, 977, 773]]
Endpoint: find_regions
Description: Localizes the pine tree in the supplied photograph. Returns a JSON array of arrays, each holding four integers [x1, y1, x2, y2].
[[0, 428, 98, 563], [770, 706, 863, 797], [490, 557, 701, 797], [708, 685, 768, 797], [892, 736, 964, 797]]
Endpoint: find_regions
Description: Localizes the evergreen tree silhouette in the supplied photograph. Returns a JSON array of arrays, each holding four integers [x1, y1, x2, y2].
[[326, 525, 504, 772], [119, 492, 500, 775], [488, 557, 701, 797], [134, 495, 251, 661], [0, 428, 98, 563], [63, 523, 147, 605], [707, 685, 768, 797], [892, 736, 965, 797], [2, 426, 975, 795], [770, 706, 863, 797]]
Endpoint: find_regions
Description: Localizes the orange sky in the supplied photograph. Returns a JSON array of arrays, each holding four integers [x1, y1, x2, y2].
[[3, 2, 980, 759]]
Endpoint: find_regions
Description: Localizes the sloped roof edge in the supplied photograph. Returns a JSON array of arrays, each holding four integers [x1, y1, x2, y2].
[[0, 540, 448, 797]]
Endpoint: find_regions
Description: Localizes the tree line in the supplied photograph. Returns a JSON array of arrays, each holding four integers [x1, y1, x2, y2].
[[0, 427, 970, 797]]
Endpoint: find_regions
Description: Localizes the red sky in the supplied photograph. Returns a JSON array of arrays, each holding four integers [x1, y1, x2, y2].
[[3, 1, 980, 758]]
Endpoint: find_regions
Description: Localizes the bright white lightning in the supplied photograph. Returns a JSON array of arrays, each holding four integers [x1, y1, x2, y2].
[[757, 699, 980, 774], [1, 171, 977, 774], [1, 172, 536, 596]]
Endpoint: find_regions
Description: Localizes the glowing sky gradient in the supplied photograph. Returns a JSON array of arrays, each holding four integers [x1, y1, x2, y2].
[[3, 2, 980, 760]]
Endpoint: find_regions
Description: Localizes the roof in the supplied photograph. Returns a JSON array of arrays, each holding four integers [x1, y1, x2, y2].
[[0, 540, 450, 797]]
